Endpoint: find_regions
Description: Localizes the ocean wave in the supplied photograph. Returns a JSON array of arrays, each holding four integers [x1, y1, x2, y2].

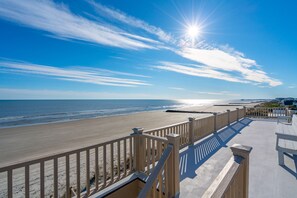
[[0, 103, 189, 128]]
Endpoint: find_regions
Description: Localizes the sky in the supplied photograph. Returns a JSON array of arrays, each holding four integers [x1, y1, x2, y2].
[[0, 0, 296, 99]]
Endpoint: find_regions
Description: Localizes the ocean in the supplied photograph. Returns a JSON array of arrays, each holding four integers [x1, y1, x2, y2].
[[0, 99, 223, 128]]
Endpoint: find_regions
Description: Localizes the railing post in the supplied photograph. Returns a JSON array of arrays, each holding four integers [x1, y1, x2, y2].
[[285, 108, 289, 116], [213, 113, 217, 132], [236, 108, 240, 121], [188, 117, 195, 145], [244, 106, 247, 117], [231, 144, 253, 198], [131, 128, 145, 172], [227, 110, 230, 125], [166, 133, 180, 197]]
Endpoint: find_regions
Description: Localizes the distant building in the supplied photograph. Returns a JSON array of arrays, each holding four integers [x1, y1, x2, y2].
[[277, 97, 296, 106]]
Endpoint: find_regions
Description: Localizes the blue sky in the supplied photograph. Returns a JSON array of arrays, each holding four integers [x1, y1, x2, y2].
[[0, 0, 296, 99]]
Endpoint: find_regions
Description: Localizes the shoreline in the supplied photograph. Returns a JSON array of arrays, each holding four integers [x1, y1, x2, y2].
[[0, 103, 206, 129]]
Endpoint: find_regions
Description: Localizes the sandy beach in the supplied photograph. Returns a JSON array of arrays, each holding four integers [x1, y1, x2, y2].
[[0, 104, 256, 167]]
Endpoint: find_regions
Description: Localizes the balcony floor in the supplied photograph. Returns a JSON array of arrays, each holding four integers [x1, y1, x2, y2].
[[179, 118, 297, 198]]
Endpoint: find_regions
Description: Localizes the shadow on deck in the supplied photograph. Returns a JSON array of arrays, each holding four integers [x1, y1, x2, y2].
[[179, 118, 253, 181], [282, 153, 297, 179]]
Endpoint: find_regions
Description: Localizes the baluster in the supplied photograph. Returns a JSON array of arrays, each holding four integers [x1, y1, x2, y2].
[[117, 141, 121, 180], [86, 150, 90, 195], [25, 165, 29, 198], [54, 158, 58, 198], [147, 138, 151, 174], [76, 152, 80, 198], [40, 161, 44, 198], [65, 155, 70, 198], [95, 147, 99, 190], [110, 143, 114, 184], [165, 162, 168, 196], [152, 140, 156, 169], [129, 137, 133, 172], [158, 173, 162, 197], [103, 145, 107, 187], [8, 170, 12, 198], [124, 139, 127, 176]]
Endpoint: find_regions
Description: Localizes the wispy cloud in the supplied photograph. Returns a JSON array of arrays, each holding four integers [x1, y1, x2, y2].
[[0, 0, 157, 50], [89, 1, 175, 44], [169, 87, 186, 91], [155, 61, 246, 83], [157, 44, 282, 87], [0, 60, 150, 87], [288, 85, 296, 89]]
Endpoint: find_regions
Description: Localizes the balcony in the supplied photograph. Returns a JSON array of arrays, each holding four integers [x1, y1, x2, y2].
[[1, 108, 297, 197]]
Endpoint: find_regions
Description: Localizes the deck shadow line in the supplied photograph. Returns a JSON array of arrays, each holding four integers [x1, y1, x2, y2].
[[281, 153, 297, 179], [179, 118, 253, 181]]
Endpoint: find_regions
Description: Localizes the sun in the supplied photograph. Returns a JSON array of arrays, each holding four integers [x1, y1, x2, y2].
[[186, 24, 201, 39]]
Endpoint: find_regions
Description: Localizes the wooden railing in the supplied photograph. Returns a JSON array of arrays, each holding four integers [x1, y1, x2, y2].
[[0, 135, 135, 198], [246, 107, 289, 118], [138, 134, 180, 198], [192, 116, 215, 141], [144, 108, 246, 148], [0, 108, 246, 198], [216, 112, 229, 132], [144, 121, 189, 149], [202, 144, 252, 198]]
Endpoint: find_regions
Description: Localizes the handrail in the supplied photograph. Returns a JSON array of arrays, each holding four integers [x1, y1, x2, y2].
[[0, 135, 132, 171], [142, 133, 168, 143], [202, 144, 252, 198], [138, 145, 173, 198], [144, 121, 189, 134], [202, 156, 243, 198]]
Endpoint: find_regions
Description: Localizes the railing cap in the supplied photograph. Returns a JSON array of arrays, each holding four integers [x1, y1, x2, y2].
[[188, 117, 195, 121], [213, 112, 218, 115], [227, 109, 230, 112], [132, 127, 144, 134], [231, 144, 252, 158], [166, 133, 180, 144]]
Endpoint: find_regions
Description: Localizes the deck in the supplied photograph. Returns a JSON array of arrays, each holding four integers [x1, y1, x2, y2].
[[179, 118, 297, 198]]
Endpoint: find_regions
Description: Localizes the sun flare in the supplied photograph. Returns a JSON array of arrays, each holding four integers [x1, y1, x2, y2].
[[186, 25, 201, 39]]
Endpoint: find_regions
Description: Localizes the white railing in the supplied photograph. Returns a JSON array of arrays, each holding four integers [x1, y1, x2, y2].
[[246, 107, 289, 118]]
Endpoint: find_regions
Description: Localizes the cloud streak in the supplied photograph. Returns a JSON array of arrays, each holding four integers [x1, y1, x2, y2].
[[157, 44, 282, 87], [0, 0, 157, 50], [0, 60, 150, 87], [89, 1, 175, 44], [155, 61, 246, 83]]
